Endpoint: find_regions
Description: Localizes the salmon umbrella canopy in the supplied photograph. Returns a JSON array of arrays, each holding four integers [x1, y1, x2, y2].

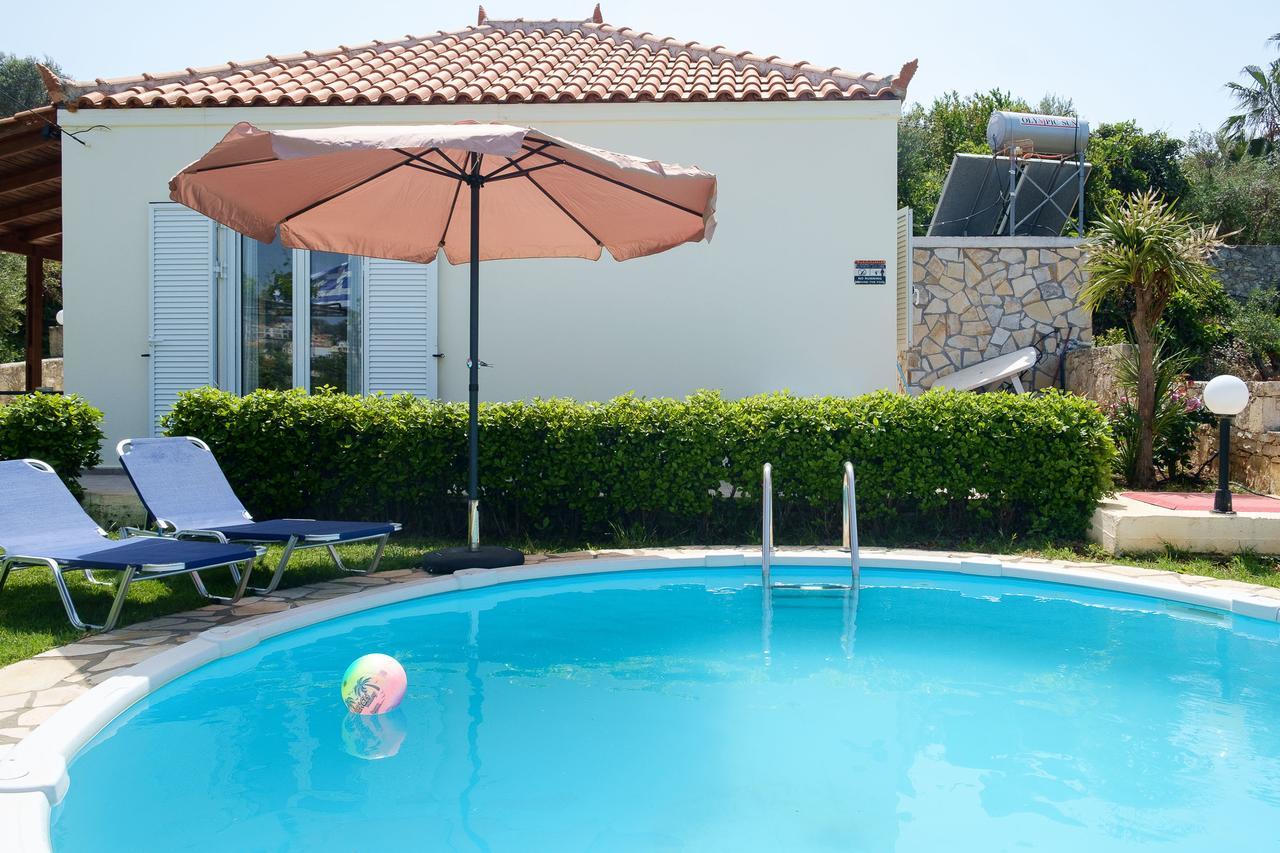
[[170, 121, 717, 570]]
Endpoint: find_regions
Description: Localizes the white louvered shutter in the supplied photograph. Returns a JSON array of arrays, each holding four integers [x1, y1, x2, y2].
[[149, 203, 216, 434], [895, 207, 914, 352], [364, 257, 438, 398]]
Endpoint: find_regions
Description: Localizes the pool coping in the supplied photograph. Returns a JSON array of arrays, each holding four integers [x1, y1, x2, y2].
[[5, 546, 1280, 851]]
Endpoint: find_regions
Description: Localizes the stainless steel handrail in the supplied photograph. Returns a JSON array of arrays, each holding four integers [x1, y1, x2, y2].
[[761, 462, 773, 588], [842, 461, 861, 588]]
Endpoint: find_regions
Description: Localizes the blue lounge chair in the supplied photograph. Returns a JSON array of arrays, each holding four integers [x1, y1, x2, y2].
[[117, 437, 401, 595], [0, 459, 261, 631]]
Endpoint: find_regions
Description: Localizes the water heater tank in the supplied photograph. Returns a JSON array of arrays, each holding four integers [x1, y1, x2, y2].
[[987, 111, 1089, 156]]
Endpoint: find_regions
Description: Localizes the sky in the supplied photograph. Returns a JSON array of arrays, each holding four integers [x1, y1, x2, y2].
[[3, 0, 1275, 139]]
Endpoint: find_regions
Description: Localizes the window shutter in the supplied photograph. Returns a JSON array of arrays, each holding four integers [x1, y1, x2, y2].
[[364, 257, 438, 398], [149, 203, 216, 435], [895, 207, 914, 352]]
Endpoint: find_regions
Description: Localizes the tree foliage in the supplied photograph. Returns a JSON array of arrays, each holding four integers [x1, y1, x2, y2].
[[0, 52, 64, 116], [1083, 122, 1188, 221], [1223, 34, 1280, 146], [1181, 130, 1280, 244]]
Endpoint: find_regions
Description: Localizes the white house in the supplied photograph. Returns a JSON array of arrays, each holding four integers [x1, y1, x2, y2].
[[41, 9, 914, 457]]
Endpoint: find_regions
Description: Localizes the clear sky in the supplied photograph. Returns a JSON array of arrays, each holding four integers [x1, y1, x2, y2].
[[4, 0, 1274, 139]]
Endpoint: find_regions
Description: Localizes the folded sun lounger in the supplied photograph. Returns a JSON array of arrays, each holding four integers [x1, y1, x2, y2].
[[118, 437, 401, 595], [0, 459, 261, 631]]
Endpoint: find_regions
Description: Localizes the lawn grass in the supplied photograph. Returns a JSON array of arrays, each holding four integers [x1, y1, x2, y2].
[[3, 535, 1280, 668]]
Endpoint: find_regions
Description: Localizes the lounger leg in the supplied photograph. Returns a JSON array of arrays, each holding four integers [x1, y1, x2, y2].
[[248, 535, 298, 596], [0, 559, 13, 597], [326, 545, 350, 573], [102, 566, 138, 632], [189, 561, 248, 604], [368, 534, 389, 573], [83, 569, 114, 587], [50, 564, 94, 631], [325, 533, 389, 576], [225, 559, 254, 603]]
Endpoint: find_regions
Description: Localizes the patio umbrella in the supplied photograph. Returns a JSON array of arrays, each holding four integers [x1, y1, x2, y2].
[[169, 121, 717, 571]]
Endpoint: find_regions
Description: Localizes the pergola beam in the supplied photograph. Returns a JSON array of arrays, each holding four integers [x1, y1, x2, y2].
[[0, 164, 59, 195], [0, 132, 50, 159], [0, 194, 59, 226], [11, 219, 61, 242], [0, 234, 58, 258]]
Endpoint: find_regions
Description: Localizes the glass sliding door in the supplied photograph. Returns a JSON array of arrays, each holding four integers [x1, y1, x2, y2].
[[240, 236, 294, 392], [308, 250, 363, 393], [233, 233, 363, 394]]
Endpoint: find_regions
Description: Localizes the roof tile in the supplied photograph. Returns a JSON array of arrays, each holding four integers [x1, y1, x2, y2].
[[61, 17, 915, 110]]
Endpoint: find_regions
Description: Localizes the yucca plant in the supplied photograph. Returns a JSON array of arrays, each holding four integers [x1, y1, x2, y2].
[[1079, 191, 1223, 487]]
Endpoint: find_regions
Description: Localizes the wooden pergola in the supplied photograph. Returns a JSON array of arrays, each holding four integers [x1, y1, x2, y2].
[[0, 106, 61, 391]]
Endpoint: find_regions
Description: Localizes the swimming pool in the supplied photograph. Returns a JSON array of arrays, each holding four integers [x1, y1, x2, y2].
[[18, 557, 1280, 851]]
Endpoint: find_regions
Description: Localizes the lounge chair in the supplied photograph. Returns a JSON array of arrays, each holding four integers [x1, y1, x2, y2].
[[117, 437, 401, 595], [0, 458, 261, 631]]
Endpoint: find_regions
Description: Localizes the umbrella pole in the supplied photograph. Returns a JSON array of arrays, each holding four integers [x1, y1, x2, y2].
[[423, 167, 522, 573], [467, 177, 481, 552]]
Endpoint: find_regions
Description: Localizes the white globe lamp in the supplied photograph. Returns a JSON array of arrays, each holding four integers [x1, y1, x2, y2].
[[1203, 375, 1250, 514]]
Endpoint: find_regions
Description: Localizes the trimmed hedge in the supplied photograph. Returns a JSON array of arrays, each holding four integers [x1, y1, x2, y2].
[[0, 393, 104, 497], [164, 387, 1114, 543]]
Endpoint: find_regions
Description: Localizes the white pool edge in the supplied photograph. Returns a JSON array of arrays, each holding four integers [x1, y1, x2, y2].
[[5, 547, 1280, 852]]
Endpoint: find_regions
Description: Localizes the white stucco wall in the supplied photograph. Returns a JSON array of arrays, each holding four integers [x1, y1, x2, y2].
[[60, 100, 900, 459]]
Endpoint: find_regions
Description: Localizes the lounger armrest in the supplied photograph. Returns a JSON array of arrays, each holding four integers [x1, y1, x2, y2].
[[173, 528, 229, 544], [119, 527, 160, 539]]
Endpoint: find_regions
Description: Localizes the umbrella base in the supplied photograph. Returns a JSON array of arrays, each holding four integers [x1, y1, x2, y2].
[[421, 545, 525, 575]]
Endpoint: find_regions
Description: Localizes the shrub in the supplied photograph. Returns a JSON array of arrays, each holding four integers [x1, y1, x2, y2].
[[165, 387, 1115, 544], [1103, 345, 1213, 485], [0, 393, 104, 496]]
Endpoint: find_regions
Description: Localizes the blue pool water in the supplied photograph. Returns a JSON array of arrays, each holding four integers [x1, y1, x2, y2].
[[50, 566, 1280, 852]]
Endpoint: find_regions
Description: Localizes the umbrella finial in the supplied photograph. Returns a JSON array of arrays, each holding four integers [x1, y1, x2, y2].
[[477, 5, 487, 25], [590, 4, 603, 23]]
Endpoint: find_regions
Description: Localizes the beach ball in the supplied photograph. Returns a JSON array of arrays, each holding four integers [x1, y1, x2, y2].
[[341, 653, 407, 715]]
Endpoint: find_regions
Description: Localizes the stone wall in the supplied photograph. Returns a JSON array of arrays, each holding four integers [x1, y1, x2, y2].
[[1064, 343, 1131, 407], [1190, 380, 1280, 495], [905, 237, 1091, 392], [0, 358, 63, 403], [1212, 245, 1280, 300]]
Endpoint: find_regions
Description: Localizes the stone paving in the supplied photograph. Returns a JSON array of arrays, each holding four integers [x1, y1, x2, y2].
[[0, 546, 1270, 747]]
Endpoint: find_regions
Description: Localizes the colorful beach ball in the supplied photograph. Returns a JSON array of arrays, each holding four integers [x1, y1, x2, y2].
[[341, 653, 407, 715]]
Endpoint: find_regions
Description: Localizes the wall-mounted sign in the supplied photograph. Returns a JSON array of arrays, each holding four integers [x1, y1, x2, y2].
[[854, 259, 887, 285]]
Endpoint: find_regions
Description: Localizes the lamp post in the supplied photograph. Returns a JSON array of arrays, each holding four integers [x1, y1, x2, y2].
[[1202, 375, 1250, 515]]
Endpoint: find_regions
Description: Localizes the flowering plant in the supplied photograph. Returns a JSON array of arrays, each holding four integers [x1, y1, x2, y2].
[[1105, 378, 1212, 484]]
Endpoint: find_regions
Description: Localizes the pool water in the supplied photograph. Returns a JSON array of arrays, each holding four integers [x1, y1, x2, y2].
[[51, 567, 1280, 851]]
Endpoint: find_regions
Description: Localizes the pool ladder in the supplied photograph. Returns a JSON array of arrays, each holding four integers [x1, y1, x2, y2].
[[760, 461, 860, 590]]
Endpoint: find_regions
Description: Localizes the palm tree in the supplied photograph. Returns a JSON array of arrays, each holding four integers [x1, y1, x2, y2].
[[1079, 191, 1223, 488], [1223, 34, 1280, 145]]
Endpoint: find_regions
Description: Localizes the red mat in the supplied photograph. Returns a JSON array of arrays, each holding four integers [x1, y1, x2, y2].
[[1121, 491, 1280, 512]]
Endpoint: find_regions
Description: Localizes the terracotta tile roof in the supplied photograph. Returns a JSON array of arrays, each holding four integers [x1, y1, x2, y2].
[[53, 9, 916, 110]]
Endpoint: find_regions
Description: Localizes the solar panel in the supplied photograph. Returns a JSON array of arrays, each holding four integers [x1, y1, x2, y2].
[[927, 154, 1010, 237], [1007, 159, 1092, 237], [927, 153, 1091, 237]]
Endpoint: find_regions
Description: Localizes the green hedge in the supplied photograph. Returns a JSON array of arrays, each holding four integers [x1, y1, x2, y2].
[[0, 393, 104, 497], [164, 387, 1114, 543]]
